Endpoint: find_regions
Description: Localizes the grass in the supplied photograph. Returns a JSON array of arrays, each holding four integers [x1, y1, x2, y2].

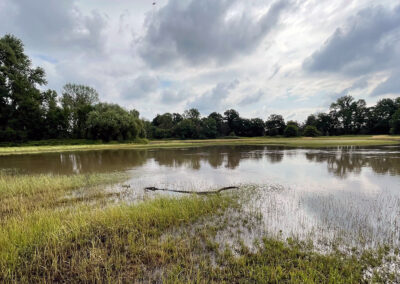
[[0, 135, 399, 156], [0, 173, 396, 282]]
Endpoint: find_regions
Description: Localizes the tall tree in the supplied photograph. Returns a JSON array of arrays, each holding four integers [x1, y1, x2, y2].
[[0, 34, 47, 141], [265, 114, 285, 136], [61, 83, 99, 138]]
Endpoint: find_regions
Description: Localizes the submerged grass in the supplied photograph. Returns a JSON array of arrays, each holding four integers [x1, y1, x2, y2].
[[0, 135, 399, 156], [0, 173, 396, 282]]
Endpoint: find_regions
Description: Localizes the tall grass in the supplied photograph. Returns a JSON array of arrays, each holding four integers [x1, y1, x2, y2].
[[0, 173, 395, 282]]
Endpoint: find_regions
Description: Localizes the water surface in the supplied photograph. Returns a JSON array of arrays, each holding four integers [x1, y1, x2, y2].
[[2, 145, 400, 249]]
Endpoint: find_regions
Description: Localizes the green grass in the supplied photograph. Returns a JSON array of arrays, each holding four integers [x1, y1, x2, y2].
[[0, 135, 399, 156], [0, 173, 395, 282]]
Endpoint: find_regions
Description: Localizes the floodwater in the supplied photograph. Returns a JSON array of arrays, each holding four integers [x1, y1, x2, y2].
[[1, 145, 400, 249]]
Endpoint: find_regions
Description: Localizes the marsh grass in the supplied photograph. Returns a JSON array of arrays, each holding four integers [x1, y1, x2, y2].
[[0, 135, 399, 156], [0, 172, 127, 219], [0, 173, 397, 282]]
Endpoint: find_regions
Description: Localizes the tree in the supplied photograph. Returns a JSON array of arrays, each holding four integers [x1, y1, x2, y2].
[[303, 125, 320, 137], [174, 119, 197, 139], [223, 109, 240, 134], [370, 98, 398, 134], [183, 108, 200, 120], [284, 124, 299, 137], [200, 117, 217, 138], [315, 113, 334, 136], [208, 112, 226, 136], [85, 103, 143, 141], [41, 90, 69, 138], [249, 118, 265, 136], [61, 83, 99, 138], [305, 115, 317, 127], [389, 108, 400, 134], [265, 114, 285, 136], [0, 34, 47, 141], [329, 95, 367, 134]]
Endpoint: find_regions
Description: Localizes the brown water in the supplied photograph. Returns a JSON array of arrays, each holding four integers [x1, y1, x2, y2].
[[2, 145, 400, 250]]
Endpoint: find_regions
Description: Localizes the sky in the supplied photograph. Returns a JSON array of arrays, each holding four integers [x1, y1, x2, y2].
[[0, 0, 399, 121]]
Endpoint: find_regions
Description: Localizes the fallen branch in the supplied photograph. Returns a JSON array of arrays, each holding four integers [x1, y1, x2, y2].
[[144, 186, 239, 195]]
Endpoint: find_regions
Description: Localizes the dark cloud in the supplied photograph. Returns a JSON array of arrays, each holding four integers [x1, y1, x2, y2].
[[0, 0, 107, 54], [190, 79, 239, 113], [239, 90, 264, 105], [139, 0, 290, 67], [303, 5, 400, 76]]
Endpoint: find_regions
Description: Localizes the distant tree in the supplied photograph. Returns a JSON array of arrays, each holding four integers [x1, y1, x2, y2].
[[329, 95, 367, 134], [265, 114, 285, 136], [183, 108, 200, 120], [284, 124, 299, 137], [200, 117, 218, 138], [61, 83, 99, 138], [389, 108, 400, 135], [315, 113, 334, 135], [224, 109, 240, 133], [249, 118, 265, 136], [86, 103, 142, 141], [370, 98, 398, 134], [305, 115, 317, 127], [303, 125, 320, 137], [174, 119, 197, 139], [208, 112, 225, 136], [41, 90, 69, 138], [172, 113, 183, 125], [152, 113, 174, 130]]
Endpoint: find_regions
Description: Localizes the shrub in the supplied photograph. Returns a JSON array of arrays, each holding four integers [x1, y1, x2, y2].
[[303, 125, 320, 137], [284, 125, 299, 137]]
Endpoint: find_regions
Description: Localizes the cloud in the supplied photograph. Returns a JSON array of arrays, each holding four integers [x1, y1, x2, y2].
[[138, 0, 290, 67], [325, 77, 369, 105], [371, 71, 400, 97], [239, 90, 264, 105], [303, 5, 400, 76], [190, 79, 239, 113], [161, 88, 191, 104], [0, 0, 107, 55], [122, 75, 160, 100]]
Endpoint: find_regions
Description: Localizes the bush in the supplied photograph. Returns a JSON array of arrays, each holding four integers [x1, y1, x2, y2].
[[284, 125, 299, 137], [303, 125, 320, 137]]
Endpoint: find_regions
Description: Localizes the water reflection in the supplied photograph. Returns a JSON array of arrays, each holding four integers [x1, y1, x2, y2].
[[0, 146, 399, 179]]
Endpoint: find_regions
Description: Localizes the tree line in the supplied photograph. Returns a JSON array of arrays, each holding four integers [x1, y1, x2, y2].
[[1, 34, 400, 143]]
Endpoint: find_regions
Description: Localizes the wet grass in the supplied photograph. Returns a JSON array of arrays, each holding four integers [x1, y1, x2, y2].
[[0, 173, 397, 282], [0, 135, 399, 156]]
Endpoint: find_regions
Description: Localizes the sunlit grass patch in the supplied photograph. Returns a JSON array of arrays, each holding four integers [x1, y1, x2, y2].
[[0, 135, 399, 156], [0, 195, 235, 282]]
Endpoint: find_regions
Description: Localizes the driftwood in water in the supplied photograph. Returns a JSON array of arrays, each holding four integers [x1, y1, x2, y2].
[[144, 186, 239, 195]]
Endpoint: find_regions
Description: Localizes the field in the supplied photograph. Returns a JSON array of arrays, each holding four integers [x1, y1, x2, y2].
[[0, 172, 394, 282], [0, 135, 399, 156]]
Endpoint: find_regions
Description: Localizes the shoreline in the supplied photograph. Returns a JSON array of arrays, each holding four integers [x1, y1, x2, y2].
[[0, 135, 399, 156]]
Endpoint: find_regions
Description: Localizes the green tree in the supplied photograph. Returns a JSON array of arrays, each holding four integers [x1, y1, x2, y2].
[[265, 114, 285, 136], [303, 125, 320, 137], [389, 108, 400, 135], [329, 96, 367, 134], [200, 117, 218, 138], [0, 34, 47, 141], [370, 98, 398, 134], [284, 124, 299, 137], [61, 83, 99, 138], [86, 103, 142, 141]]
